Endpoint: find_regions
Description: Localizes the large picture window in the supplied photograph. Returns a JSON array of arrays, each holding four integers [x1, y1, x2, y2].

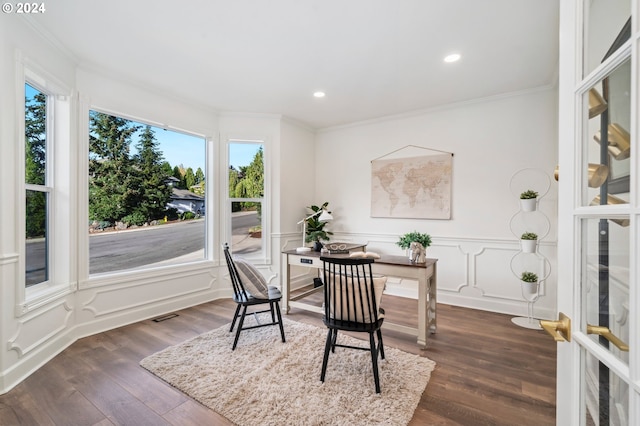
[[88, 110, 206, 275], [228, 141, 264, 255], [25, 83, 50, 287]]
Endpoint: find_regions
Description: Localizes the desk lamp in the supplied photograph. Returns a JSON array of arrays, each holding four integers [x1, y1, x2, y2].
[[296, 209, 333, 252]]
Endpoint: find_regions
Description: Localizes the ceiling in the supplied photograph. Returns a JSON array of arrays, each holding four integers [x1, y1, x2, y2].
[[31, 0, 559, 130]]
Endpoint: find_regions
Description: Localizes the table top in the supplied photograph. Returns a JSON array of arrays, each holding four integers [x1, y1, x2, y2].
[[282, 249, 437, 268]]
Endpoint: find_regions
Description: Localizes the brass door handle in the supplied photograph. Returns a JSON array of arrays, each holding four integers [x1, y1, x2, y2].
[[587, 324, 629, 351], [540, 312, 571, 342]]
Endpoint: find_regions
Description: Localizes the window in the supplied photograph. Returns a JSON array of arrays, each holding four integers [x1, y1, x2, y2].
[[88, 110, 206, 275], [24, 83, 50, 287], [228, 141, 264, 255]]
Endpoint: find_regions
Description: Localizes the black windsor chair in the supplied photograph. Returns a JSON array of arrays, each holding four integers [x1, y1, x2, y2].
[[319, 256, 386, 393], [223, 243, 285, 350]]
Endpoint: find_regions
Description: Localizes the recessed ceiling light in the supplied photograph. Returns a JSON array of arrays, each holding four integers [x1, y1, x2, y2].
[[444, 53, 461, 63], [313, 91, 326, 98]]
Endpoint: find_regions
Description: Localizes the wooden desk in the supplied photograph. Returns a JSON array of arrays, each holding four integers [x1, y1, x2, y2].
[[281, 250, 437, 348]]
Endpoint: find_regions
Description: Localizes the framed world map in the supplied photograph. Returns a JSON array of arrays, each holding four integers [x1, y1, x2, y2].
[[371, 153, 452, 219]]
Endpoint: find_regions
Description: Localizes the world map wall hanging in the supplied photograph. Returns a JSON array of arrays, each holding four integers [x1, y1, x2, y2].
[[371, 147, 452, 219]]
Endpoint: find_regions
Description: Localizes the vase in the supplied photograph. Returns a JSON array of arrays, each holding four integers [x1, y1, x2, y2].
[[521, 239, 537, 253], [313, 241, 323, 252]]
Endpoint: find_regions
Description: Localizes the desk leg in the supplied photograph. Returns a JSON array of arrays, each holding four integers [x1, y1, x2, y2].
[[417, 272, 427, 347], [281, 253, 291, 314], [429, 264, 437, 334]]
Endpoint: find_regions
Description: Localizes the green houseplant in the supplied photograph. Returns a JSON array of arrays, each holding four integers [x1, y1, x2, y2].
[[305, 202, 333, 249], [519, 189, 539, 212], [520, 271, 539, 294], [397, 231, 432, 250], [520, 232, 538, 253], [519, 190, 538, 199], [520, 271, 538, 283]]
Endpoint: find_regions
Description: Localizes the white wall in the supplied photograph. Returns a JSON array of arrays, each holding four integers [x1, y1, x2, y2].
[[314, 88, 559, 318], [1, 14, 559, 395]]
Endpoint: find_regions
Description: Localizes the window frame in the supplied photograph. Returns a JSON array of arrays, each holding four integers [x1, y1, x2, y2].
[[225, 138, 270, 263], [17, 55, 73, 315], [82, 106, 212, 282]]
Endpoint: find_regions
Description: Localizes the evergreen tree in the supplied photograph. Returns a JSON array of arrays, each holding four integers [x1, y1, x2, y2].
[[172, 165, 183, 187], [228, 165, 240, 197], [133, 125, 172, 221], [229, 165, 241, 212], [195, 167, 205, 184], [25, 90, 47, 237], [184, 167, 196, 190], [161, 161, 173, 176], [234, 147, 264, 214], [234, 147, 264, 198], [89, 111, 140, 223]]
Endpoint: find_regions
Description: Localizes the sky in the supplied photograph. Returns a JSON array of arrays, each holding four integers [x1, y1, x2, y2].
[[146, 128, 262, 174], [27, 81, 260, 175]]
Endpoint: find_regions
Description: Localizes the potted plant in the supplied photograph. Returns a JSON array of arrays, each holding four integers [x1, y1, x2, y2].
[[520, 232, 538, 253], [519, 189, 538, 212], [397, 231, 432, 260], [520, 271, 539, 294], [305, 202, 333, 251]]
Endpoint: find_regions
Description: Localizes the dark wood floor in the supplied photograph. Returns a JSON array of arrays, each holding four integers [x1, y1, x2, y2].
[[0, 295, 556, 425]]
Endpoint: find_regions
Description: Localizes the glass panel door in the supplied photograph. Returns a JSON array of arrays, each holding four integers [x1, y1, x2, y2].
[[556, 1, 637, 424]]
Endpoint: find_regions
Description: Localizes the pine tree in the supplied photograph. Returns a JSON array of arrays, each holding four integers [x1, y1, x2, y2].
[[172, 165, 183, 187], [161, 161, 173, 176], [195, 167, 205, 184], [184, 167, 196, 190], [234, 147, 264, 215], [234, 147, 264, 198], [89, 111, 140, 223], [133, 125, 172, 222]]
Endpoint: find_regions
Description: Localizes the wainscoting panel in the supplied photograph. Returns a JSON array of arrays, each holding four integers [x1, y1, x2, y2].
[[74, 266, 220, 340], [324, 233, 557, 320], [7, 298, 73, 358]]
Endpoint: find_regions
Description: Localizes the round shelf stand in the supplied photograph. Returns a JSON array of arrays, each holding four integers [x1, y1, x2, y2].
[[509, 168, 551, 330]]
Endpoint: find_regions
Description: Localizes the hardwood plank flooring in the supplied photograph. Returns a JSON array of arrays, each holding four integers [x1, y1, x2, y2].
[[0, 296, 556, 425]]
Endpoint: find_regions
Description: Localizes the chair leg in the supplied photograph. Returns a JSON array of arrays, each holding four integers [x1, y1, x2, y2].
[[274, 301, 286, 343], [369, 332, 381, 393], [270, 302, 276, 323], [232, 305, 248, 350], [331, 329, 338, 353], [377, 328, 385, 360], [230, 304, 241, 332], [320, 328, 333, 382]]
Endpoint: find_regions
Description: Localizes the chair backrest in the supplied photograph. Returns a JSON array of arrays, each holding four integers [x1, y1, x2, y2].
[[223, 243, 248, 300], [320, 256, 384, 324]]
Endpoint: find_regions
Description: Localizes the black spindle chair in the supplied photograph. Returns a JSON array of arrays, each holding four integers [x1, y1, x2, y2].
[[320, 256, 386, 393], [223, 243, 285, 350]]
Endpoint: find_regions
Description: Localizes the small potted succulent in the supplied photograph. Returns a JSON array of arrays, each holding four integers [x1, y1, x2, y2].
[[520, 232, 538, 253], [519, 189, 539, 212], [397, 231, 432, 260], [520, 271, 539, 294]]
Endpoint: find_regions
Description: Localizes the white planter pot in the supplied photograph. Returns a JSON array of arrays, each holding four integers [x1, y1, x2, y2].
[[520, 198, 537, 212], [521, 239, 538, 253], [521, 281, 539, 295]]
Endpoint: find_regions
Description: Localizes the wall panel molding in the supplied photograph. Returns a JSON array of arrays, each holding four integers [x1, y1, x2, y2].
[[330, 232, 557, 319], [7, 298, 73, 358]]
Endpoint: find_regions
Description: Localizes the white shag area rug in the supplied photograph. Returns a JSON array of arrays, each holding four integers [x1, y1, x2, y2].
[[140, 316, 436, 426]]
